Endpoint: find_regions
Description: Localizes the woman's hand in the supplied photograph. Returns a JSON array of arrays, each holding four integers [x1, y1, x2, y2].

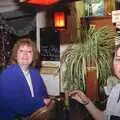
[[69, 90, 90, 105], [44, 98, 52, 106]]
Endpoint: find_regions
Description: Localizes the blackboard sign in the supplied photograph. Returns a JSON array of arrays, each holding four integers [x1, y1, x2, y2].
[[40, 27, 60, 61]]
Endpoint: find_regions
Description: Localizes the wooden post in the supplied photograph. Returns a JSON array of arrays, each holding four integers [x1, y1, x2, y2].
[[85, 69, 99, 101]]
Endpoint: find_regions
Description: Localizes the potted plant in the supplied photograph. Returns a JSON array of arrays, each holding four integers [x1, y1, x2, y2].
[[60, 25, 116, 100]]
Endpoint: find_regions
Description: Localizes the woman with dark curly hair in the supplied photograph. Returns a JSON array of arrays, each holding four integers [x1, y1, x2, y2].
[[0, 38, 51, 120], [70, 44, 120, 120]]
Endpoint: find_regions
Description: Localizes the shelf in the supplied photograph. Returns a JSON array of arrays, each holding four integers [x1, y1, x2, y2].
[[81, 15, 115, 31], [81, 15, 112, 20]]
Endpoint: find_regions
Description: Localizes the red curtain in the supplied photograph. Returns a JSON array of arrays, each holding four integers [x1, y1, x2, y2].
[[26, 0, 58, 5]]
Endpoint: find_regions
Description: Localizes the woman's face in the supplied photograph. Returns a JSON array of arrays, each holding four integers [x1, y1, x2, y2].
[[16, 45, 33, 69], [113, 48, 120, 79]]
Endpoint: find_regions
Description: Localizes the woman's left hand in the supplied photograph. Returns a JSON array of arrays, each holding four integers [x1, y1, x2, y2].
[[44, 98, 52, 106], [69, 90, 90, 105]]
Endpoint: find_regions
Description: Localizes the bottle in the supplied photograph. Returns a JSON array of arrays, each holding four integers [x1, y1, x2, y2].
[[88, 3, 92, 16]]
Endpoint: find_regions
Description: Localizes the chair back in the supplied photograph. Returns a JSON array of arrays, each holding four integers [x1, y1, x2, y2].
[[29, 101, 56, 120]]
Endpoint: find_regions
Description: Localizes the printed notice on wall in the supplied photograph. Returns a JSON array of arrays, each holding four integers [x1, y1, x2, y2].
[[112, 10, 120, 23]]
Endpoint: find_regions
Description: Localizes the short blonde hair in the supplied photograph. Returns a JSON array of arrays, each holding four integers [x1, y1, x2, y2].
[[10, 38, 39, 67]]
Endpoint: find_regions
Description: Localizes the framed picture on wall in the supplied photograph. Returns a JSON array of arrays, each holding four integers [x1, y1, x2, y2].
[[84, 0, 104, 16]]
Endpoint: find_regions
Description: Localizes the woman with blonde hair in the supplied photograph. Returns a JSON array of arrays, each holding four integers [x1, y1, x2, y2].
[[0, 38, 51, 120]]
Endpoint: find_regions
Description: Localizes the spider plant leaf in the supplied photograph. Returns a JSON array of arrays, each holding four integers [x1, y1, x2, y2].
[[60, 25, 116, 92]]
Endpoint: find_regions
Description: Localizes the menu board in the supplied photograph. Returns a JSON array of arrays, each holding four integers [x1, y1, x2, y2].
[[40, 27, 60, 61]]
